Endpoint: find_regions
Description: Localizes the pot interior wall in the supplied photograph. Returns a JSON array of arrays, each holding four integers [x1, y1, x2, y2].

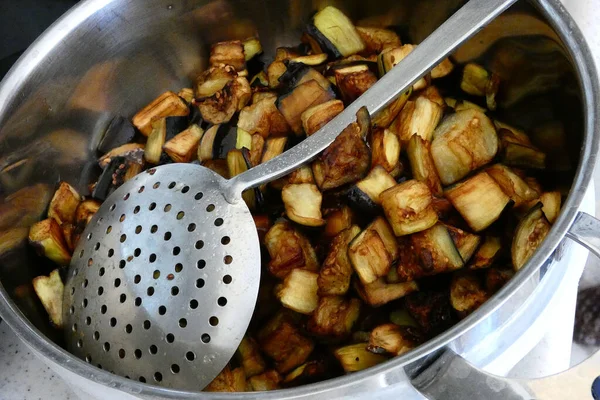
[[0, 0, 584, 375]]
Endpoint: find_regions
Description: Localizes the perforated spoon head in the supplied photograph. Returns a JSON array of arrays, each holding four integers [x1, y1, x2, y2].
[[63, 164, 260, 390]]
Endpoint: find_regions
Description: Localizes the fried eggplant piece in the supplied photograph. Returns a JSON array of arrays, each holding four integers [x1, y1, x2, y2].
[[318, 225, 361, 296], [445, 224, 481, 263], [29, 218, 71, 266], [378, 45, 428, 90], [460, 63, 500, 110], [282, 183, 324, 227], [431, 109, 498, 186], [356, 278, 419, 307], [444, 172, 512, 232], [144, 119, 166, 164], [392, 86, 444, 145], [407, 224, 464, 278], [47, 182, 81, 225], [198, 77, 251, 125], [469, 236, 502, 270], [258, 313, 315, 373], [323, 206, 354, 239], [356, 27, 401, 55], [32, 269, 64, 328], [307, 6, 365, 58], [99, 143, 145, 169], [237, 337, 267, 378], [367, 324, 419, 356], [283, 361, 327, 387], [205, 366, 246, 392], [265, 221, 319, 279], [349, 229, 392, 285], [262, 137, 288, 163], [288, 166, 315, 185], [248, 370, 282, 392], [486, 164, 538, 208], [196, 64, 237, 97], [370, 128, 401, 176], [238, 95, 290, 138], [380, 180, 438, 236], [334, 64, 377, 104], [75, 199, 101, 226], [348, 166, 397, 214], [276, 269, 319, 314], [407, 135, 442, 196], [312, 108, 371, 191], [209, 40, 246, 71], [132, 91, 189, 136], [512, 203, 551, 271], [450, 272, 489, 317], [333, 343, 386, 372], [301, 100, 344, 136], [307, 296, 361, 337], [163, 124, 204, 163], [277, 80, 335, 135]]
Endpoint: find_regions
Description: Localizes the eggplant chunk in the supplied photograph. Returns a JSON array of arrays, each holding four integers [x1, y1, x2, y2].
[[349, 229, 392, 285], [197, 125, 220, 162], [356, 278, 419, 307], [178, 88, 195, 103], [450, 273, 489, 317], [48, 182, 81, 225], [99, 143, 145, 169], [367, 217, 399, 261], [132, 91, 189, 136], [249, 370, 282, 391], [431, 109, 498, 186], [307, 296, 361, 337], [356, 27, 402, 55], [538, 191, 561, 224], [283, 361, 327, 387], [277, 80, 335, 135], [380, 180, 438, 236], [404, 291, 454, 335], [144, 119, 167, 164], [460, 63, 500, 110], [32, 269, 64, 328], [308, 6, 365, 58], [209, 41, 246, 71], [485, 267, 514, 293], [313, 108, 371, 191], [206, 366, 246, 392], [163, 124, 204, 163], [267, 61, 288, 89], [288, 166, 314, 185], [249, 134, 265, 167], [198, 77, 251, 125], [370, 128, 401, 176], [324, 206, 354, 239], [265, 221, 319, 279], [406, 135, 442, 196], [237, 337, 266, 378], [258, 313, 315, 373], [262, 137, 288, 163], [392, 86, 444, 145], [512, 203, 551, 271], [227, 149, 255, 209], [97, 116, 136, 154], [276, 269, 319, 314], [409, 223, 464, 278], [431, 57, 455, 79], [301, 100, 344, 136], [503, 142, 547, 170], [445, 172, 512, 232], [334, 64, 377, 104], [318, 225, 361, 296], [446, 224, 481, 263], [243, 37, 263, 61], [238, 96, 290, 138], [75, 199, 101, 226], [367, 324, 418, 356], [372, 86, 411, 129], [196, 64, 237, 97], [378, 45, 428, 90], [486, 164, 538, 207], [469, 236, 502, 270], [29, 219, 71, 266], [348, 166, 396, 214], [282, 183, 325, 227], [334, 343, 387, 372]]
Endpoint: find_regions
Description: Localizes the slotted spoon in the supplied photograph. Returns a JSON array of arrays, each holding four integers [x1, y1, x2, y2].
[[63, 0, 516, 390]]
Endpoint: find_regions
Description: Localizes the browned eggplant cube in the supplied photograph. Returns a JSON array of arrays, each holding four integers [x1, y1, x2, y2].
[[276, 269, 319, 314], [277, 80, 335, 135], [318, 225, 361, 296], [307, 296, 361, 337], [132, 91, 189, 136], [29, 218, 71, 266], [163, 124, 204, 163], [209, 40, 246, 71], [349, 229, 392, 285], [281, 183, 324, 227], [450, 272, 489, 317], [512, 203, 551, 271], [380, 180, 438, 236], [248, 370, 282, 391], [301, 99, 344, 136], [356, 278, 418, 307], [333, 343, 386, 373], [32, 269, 64, 328], [238, 96, 290, 138], [205, 366, 246, 392], [237, 336, 266, 378], [367, 324, 419, 356], [47, 182, 81, 225], [265, 221, 319, 279]]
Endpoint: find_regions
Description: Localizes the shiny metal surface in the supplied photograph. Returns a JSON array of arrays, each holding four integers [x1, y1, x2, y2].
[[226, 0, 517, 200], [0, 0, 598, 398], [64, 164, 261, 390]]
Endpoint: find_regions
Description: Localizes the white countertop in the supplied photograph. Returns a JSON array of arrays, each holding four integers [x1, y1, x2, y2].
[[0, 0, 599, 399]]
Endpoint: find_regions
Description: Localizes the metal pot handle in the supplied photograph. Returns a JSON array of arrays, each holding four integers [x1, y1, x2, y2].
[[411, 211, 600, 400]]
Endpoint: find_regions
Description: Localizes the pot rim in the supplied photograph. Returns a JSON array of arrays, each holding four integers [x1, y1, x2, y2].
[[0, 0, 598, 398]]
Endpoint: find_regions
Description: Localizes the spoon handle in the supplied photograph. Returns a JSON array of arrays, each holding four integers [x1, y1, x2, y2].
[[225, 0, 517, 201]]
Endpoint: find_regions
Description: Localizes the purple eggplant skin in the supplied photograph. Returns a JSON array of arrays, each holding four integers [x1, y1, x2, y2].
[[165, 116, 190, 141], [97, 116, 136, 154]]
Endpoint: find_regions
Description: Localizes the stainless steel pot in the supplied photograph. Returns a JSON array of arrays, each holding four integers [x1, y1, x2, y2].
[[0, 0, 599, 399]]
